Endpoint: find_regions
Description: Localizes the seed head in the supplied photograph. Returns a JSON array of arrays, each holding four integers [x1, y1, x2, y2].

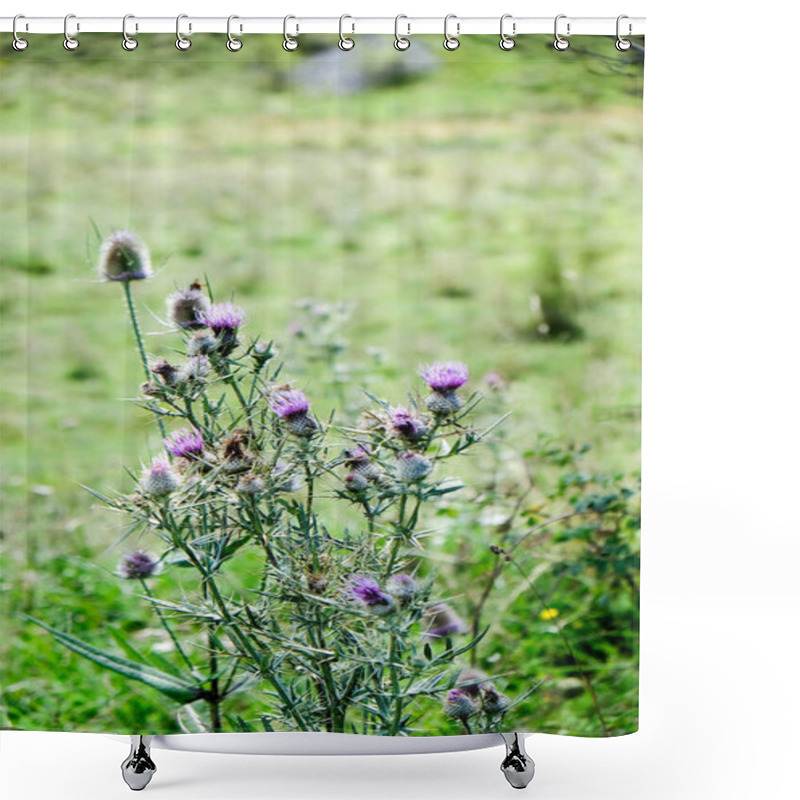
[[481, 685, 511, 714], [118, 550, 161, 579], [140, 457, 181, 496], [150, 359, 180, 388], [167, 282, 210, 329], [307, 573, 329, 594], [98, 231, 152, 282]]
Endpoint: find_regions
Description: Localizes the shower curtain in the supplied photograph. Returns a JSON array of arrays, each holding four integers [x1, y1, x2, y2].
[[0, 32, 643, 741]]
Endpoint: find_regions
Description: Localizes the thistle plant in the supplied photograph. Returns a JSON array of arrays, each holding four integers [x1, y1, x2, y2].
[[34, 234, 533, 736]]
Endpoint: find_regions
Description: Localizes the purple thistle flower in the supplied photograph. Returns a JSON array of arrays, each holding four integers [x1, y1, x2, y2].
[[270, 390, 318, 437], [164, 428, 204, 460], [98, 230, 152, 282], [388, 406, 427, 442], [419, 361, 469, 392], [118, 550, 161, 580], [347, 575, 395, 615], [197, 302, 245, 334], [443, 688, 479, 721], [269, 389, 310, 418], [140, 457, 181, 496], [425, 603, 467, 639]]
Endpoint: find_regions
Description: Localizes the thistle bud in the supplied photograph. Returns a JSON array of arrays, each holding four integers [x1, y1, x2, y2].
[[443, 688, 478, 721], [344, 471, 369, 493], [396, 451, 433, 483], [140, 457, 181, 496], [386, 573, 417, 603], [235, 473, 266, 495]]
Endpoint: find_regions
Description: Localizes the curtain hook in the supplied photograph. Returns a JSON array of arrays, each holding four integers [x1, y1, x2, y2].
[[176, 14, 192, 50], [499, 14, 516, 50], [122, 15, 138, 51], [443, 14, 460, 51], [339, 14, 355, 50], [615, 15, 632, 51], [394, 14, 410, 51], [63, 13, 79, 51], [227, 15, 243, 51], [553, 14, 570, 51], [283, 15, 299, 51], [12, 14, 29, 51]]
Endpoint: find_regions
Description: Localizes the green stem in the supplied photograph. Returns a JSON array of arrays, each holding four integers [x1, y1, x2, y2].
[[122, 281, 167, 439]]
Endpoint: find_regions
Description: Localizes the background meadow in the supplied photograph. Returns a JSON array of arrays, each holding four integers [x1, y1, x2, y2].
[[0, 34, 642, 736]]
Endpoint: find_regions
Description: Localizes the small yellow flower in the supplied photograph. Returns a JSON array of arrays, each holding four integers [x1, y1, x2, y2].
[[539, 608, 560, 622]]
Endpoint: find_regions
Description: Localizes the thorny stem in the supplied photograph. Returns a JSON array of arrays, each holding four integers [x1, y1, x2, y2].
[[123, 281, 167, 439], [138, 578, 195, 672], [160, 509, 309, 730]]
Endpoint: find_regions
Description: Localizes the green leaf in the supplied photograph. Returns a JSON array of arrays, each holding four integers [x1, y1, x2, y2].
[[26, 617, 204, 704]]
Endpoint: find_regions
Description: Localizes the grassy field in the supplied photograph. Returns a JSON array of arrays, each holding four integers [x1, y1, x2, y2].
[[0, 35, 642, 735]]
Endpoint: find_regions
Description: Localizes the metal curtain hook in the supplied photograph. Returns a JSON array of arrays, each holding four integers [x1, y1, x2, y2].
[[616, 14, 632, 51], [499, 14, 516, 50], [553, 14, 570, 51], [122, 15, 138, 51], [394, 14, 410, 51], [443, 14, 460, 51], [339, 14, 355, 50], [176, 14, 192, 50], [227, 15, 243, 51], [283, 15, 299, 51], [12, 14, 28, 51], [63, 13, 79, 51]]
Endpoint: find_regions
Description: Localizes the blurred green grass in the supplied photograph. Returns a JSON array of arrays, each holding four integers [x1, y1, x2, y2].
[[0, 34, 642, 733]]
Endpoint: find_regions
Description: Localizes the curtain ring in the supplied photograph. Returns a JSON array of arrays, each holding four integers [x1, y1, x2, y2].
[[122, 15, 138, 51], [553, 14, 570, 51], [615, 15, 632, 51], [443, 14, 460, 51], [499, 14, 516, 50], [12, 15, 29, 51], [394, 14, 410, 51], [63, 13, 79, 51], [283, 15, 299, 51], [339, 14, 355, 50], [227, 15, 243, 51], [176, 14, 192, 50]]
